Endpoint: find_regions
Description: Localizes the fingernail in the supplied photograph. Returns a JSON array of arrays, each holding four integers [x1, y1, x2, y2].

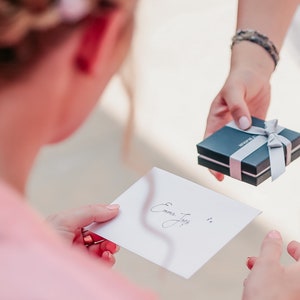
[[102, 251, 112, 260], [246, 260, 251, 269], [238, 116, 250, 130], [216, 173, 224, 181], [106, 204, 120, 210], [268, 230, 281, 239], [246, 257, 254, 270]]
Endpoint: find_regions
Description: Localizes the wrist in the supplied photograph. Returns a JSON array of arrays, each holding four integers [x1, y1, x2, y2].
[[231, 29, 279, 69], [230, 41, 275, 80]]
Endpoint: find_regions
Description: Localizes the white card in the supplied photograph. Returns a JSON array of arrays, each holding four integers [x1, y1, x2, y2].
[[88, 167, 260, 279]]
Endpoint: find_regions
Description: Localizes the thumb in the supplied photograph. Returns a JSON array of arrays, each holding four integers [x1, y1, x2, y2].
[[47, 203, 120, 232], [259, 230, 283, 262], [225, 85, 252, 130]]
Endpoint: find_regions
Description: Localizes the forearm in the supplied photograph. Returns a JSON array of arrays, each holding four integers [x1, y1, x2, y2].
[[230, 0, 299, 78], [237, 0, 299, 50], [205, 0, 300, 141]]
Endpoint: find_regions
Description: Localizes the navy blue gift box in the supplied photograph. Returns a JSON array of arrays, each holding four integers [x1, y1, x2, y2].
[[197, 117, 300, 186]]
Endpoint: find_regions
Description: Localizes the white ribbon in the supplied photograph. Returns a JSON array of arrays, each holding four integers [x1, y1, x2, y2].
[[228, 119, 292, 181]]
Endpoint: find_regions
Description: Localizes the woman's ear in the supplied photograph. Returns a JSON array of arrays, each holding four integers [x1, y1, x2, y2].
[[73, 5, 134, 76], [74, 15, 110, 73]]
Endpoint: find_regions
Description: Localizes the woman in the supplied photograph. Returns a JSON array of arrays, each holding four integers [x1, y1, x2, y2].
[[3, 0, 298, 299], [0, 0, 155, 298]]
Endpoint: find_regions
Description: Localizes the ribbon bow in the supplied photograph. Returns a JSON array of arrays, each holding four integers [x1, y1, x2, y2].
[[228, 119, 292, 181], [265, 120, 283, 148]]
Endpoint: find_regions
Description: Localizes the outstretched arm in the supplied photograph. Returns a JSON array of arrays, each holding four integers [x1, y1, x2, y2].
[[204, 0, 299, 180]]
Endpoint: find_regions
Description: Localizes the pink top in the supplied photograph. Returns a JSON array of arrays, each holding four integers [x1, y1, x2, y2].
[[0, 180, 156, 300]]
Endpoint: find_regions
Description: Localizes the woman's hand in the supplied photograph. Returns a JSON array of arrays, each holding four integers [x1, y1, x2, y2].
[[204, 43, 273, 181], [46, 203, 120, 266], [242, 230, 300, 300]]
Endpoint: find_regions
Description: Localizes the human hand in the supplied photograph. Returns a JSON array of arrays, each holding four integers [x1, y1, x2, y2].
[[242, 230, 300, 300], [46, 203, 120, 266], [204, 44, 273, 181]]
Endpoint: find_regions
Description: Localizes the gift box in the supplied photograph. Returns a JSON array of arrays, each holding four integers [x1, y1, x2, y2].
[[196, 117, 300, 186]]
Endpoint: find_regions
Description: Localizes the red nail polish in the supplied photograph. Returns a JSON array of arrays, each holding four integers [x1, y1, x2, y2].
[[106, 241, 117, 253], [216, 173, 224, 181], [82, 234, 94, 247], [246, 257, 254, 270]]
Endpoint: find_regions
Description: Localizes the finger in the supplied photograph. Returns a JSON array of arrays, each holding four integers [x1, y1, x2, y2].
[[84, 245, 116, 267], [81, 232, 119, 253], [204, 95, 231, 139], [50, 203, 120, 231], [287, 240, 300, 261], [87, 240, 119, 255], [87, 243, 101, 255], [89, 246, 117, 266], [100, 240, 119, 254], [86, 232, 106, 242], [102, 251, 116, 266], [209, 169, 224, 181], [223, 85, 252, 130], [246, 256, 257, 270], [259, 230, 283, 262]]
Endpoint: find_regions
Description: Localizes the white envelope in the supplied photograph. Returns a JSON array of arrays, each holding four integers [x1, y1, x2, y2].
[[88, 167, 260, 279]]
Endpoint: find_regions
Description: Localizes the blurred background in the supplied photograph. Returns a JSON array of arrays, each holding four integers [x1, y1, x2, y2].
[[27, 0, 300, 299]]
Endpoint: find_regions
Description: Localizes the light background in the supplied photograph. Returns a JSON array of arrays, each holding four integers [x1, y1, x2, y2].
[[28, 1, 300, 299]]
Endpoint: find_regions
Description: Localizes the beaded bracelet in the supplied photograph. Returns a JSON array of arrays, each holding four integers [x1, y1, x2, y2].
[[231, 29, 279, 69]]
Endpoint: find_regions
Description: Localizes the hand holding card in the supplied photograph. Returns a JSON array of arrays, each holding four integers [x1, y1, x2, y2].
[[87, 168, 260, 278]]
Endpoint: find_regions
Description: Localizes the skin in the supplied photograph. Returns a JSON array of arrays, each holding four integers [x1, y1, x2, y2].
[[243, 230, 300, 300], [0, 1, 136, 264], [204, 0, 300, 181], [46, 203, 121, 266], [4, 1, 300, 297], [203, 0, 300, 298]]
